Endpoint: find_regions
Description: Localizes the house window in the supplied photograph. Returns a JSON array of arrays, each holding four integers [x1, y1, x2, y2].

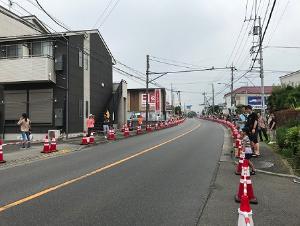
[[0, 45, 7, 58], [32, 42, 42, 56], [7, 44, 22, 58], [79, 50, 83, 68]]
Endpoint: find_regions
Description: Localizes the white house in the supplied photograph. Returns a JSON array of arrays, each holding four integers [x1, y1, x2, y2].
[[280, 70, 300, 87]]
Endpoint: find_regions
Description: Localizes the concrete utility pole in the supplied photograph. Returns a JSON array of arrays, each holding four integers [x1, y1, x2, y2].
[[202, 92, 207, 115], [258, 16, 265, 116], [171, 83, 174, 115], [145, 55, 150, 125], [212, 83, 215, 115], [230, 65, 234, 107], [177, 91, 182, 111]]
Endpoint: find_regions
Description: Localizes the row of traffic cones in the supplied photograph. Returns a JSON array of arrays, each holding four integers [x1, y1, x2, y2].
[[199, 116, 256, 225], [42, 136, 57, 153], [81, 131, 95, 145]]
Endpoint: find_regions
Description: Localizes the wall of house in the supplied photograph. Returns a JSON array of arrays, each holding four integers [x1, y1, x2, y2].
[[0, 9, 41, 37], [280, 72, 300, 87], [67, 35, 84, 133], [89, 33, 113, 123]]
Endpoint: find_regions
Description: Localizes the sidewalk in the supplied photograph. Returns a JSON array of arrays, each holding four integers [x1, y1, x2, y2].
[[0, 127, 161, 170], [198, 126, 300, 225]]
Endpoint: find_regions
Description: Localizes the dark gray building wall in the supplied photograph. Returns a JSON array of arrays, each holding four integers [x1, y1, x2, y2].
[[67, 35, 84, 133], [0, 85, 4, 138], [90, 33, 113, 122]]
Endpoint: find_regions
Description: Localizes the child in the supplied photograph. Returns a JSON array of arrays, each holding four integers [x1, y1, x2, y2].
[[241, 127, 256, 175]]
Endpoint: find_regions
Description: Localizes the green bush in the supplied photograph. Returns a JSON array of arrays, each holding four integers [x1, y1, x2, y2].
[[281, 148, 294, 158], [285, 126, 300, 154], [276, 127, 288, 148]]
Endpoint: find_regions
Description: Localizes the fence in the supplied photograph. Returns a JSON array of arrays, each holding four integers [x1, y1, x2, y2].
[[274, 109, 300, 127]]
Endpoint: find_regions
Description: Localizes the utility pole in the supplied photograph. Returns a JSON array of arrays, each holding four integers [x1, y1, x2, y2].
[[230, 65, 234, 108], [177, 91, 182, 112], [212, 83, 215, 115], [258, 16, 265, 116], [202, 92, 207, 115], [145, 55, 149, 125], [171, 83, 174, 115]]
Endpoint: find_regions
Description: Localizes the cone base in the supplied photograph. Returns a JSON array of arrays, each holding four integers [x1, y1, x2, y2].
[[0, 160, 6, 164], [235, 195, 258, 204]]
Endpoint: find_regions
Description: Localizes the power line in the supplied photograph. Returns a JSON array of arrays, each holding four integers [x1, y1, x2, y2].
[[98, 0, 121, 28], [149, 55, 205, 68], [250, 0, 277, 71], [34, 0, 70, 31], [149, 58, 201, 70], [266, 0, 290, 46], [92, 0, 115, 28]]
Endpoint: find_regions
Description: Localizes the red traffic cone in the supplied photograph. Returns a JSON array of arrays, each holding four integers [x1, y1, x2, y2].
[[136, 125, 142, 135], [146, 124, 152, 132], [123, 127, 130, 137], [41, 135, 50, 153], [107, 129, 116, 140], [235, 154, 244, 175], [235, 160, 258, 204], [50, 137, 57, 152], [81, 131, 89, 145], [89, 132, 95, 144], [0, 139, 6, 164], [121, 124, 125, 132], [238, 194, 254, 226]]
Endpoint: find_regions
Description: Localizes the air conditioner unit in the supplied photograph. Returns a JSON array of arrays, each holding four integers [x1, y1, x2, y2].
[[48, 130, 60, 140]]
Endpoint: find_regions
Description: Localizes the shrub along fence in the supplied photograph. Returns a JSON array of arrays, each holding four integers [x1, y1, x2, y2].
[[276, 120, 300, 174], [274, 109, 300, 127]]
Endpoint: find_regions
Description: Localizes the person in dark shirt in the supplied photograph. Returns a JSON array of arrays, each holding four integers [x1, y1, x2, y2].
[[245, 105, 260, 157]]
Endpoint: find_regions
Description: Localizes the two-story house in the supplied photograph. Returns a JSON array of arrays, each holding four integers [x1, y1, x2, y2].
[[0, 6, 115, 140]]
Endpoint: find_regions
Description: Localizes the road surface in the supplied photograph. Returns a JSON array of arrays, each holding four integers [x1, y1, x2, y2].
[[0, 119, 225, 226]]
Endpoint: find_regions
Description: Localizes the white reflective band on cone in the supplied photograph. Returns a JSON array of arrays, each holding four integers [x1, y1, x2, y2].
[[240, 179, 252, 184]]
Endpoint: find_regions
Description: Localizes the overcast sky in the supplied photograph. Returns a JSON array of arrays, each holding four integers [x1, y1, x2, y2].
[[2, 0, 300, 112]]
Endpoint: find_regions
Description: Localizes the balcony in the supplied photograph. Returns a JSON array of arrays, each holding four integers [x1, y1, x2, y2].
[[0, 56, 56, 83]]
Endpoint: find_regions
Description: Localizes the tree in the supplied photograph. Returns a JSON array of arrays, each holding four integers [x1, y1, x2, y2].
[[187, 111, 197, 118], [268, 85, 300, 111], [174, 106, 182, 115]]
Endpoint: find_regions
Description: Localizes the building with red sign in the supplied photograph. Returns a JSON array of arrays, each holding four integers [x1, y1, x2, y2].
[[127, 88, 166, 121]]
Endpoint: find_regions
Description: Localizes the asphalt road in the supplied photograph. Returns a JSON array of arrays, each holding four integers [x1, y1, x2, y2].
[[0, 119, 225, 226]]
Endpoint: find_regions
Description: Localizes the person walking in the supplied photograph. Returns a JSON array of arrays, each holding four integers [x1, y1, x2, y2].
[[17, 113, 31, 148], [257, 112, 268, 142], [86, 114, 95, 137], [268, 113, 277, 144], [245, 105, 260, 157]]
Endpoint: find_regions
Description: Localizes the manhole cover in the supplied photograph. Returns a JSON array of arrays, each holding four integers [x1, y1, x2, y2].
[[256, 161, 274, 169]]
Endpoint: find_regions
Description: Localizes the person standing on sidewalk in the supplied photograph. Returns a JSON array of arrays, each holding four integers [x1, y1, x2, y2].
[[241, 127, 256, 174], [245, 105, 260, 157], [86, 114, 95, 137], [103, 114, 110, 139], [257, 112, 268, 142], [17, 113, 31, 148], [268, 113, 277, 144]]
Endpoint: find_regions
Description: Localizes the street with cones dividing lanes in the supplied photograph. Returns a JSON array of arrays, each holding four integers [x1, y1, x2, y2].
[[0, 118, 299, 225]]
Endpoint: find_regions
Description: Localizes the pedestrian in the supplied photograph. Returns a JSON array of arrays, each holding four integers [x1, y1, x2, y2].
[[245, 105, 260, 157], [86, 114, 95, 137], [138, 115, 143, 126], [17, 113, 31, 148], [257, 112, 268, 142], [103, 114, 110, 139], [268, 113, 276, 144], [241, 127, 256, 175], [237, 105, 247, 131]]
